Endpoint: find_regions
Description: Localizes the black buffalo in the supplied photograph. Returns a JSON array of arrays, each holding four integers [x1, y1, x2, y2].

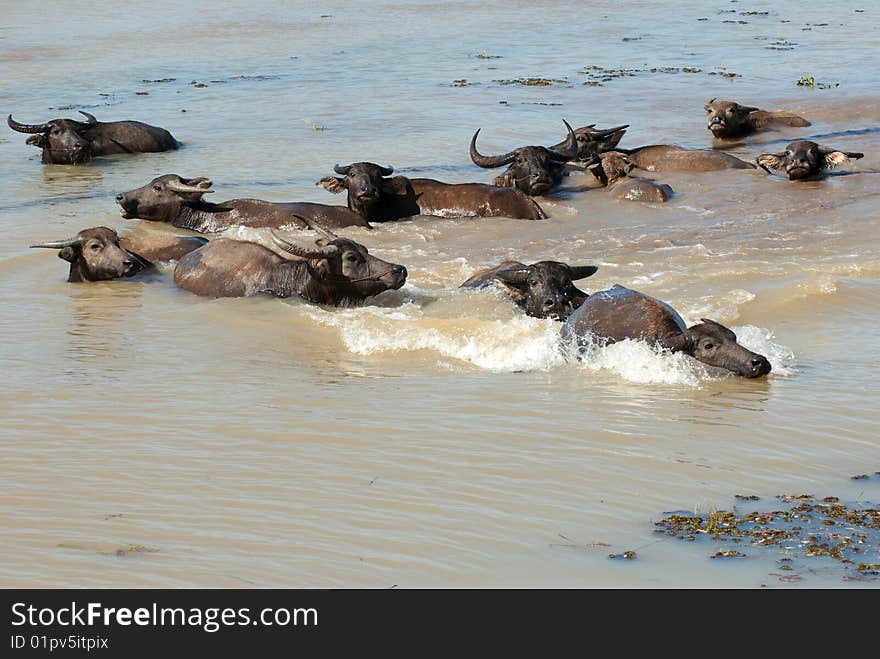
[[461, 260, 598, 320], [756, 140, 864, 180], [31, 226, 206, 282], [8, 111, 178, 164], [550, 123, 629, 161], [117, 174, 370, 233], [173, 218, 407, 303], [317, 162, 545, 221], [470, 120, 582, 195]]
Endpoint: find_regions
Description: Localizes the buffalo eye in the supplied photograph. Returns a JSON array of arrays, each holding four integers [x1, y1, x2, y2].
[[702, 341, 715, 350], [153, 184, 162, 192], [528, 278, 539, 287], [51, 128, 60, 135], [89, 242, 102, 252], [345, 253, 359, 263]]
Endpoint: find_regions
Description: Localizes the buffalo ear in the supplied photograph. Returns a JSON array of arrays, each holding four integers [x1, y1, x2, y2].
[[568, 265, 598, 281], [184, 176, 213, 189], [704, 98, 716, 112], [58, 246, 77, 263], [588, 162, 608, 185], [316, 176, 346, 193], [823, 150, 864, 169], [756, 152, 784, 173], [658, 332, 694, 354], [381, 176, 410, 196], [26, 134, 47, 147], [493, 267, 530, 288], [738, 104, 760, 115]]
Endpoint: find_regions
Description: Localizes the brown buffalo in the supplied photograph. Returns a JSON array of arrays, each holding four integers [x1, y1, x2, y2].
[[117, 174, 369, 233], [756, 140, 864, 180], [317, 162, 545, 221], [173, 218, 406, 303], [8, 111, 178, 164], [588, 152, 673, 202], [619, 145, 755, 171], [561, 285, 772, 378], [31, 226, 206, 282], [705, 98, 810, 139]]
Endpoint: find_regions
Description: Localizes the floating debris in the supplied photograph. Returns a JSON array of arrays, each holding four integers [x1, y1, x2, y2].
[[711, 550, 746, 558], [492, 77, 567, 86], [452, 79, 469, 87], [142, 78, 176, 83], [608, 550, 637, 560], [735, 494, 761, 501], [655, 494, 880, 580], [471, 51, 502, 60]]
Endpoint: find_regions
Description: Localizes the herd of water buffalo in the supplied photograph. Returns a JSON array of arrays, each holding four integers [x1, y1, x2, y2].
[[12, 98, 867, 378]]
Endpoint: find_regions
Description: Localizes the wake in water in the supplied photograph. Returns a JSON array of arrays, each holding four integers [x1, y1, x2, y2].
[[299, 286, 795, 385]]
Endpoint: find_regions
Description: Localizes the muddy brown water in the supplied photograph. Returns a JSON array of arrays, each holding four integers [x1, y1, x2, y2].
[[1, 1, 878, 587]]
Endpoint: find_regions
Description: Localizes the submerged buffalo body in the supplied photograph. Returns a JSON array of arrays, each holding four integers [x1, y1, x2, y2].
[[561, 285, 772, 378], [620, 145, 755, 172], [31, 226, 206, 282], [318, 162, 545, 221], [460, 260, 598, 320], [589, 152, 673, 202], [8, 111, 178, 164], [470, 120, 583, 196], [705, 99, 811, 140], [173, 219, 406, 303], [117, 174, 369, 233], [756, 140, 864, 180]]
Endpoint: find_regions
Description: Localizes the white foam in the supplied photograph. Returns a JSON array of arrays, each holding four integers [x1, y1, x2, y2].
[[303, 295, 567, 372]]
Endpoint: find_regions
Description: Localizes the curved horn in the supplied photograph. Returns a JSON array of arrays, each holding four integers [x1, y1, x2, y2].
[[78, 110, 98, 124], [289, 214, 339, 241], [8, 114, 51, 134], [166, 178, 214, 194], [270, 230, 340, 260], [30, 236, 82, 249], [589, 124, 629, 139], [377, 164, 394, 176], [547, 120, 579, 162], [333, 164, 352, 175], [567, 265, 598, 280], [493, 267, 530, 286], [469, 129, 515, 169]]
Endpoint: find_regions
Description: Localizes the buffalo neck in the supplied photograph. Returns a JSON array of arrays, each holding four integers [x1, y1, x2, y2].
[[174, 200, 239, 233]]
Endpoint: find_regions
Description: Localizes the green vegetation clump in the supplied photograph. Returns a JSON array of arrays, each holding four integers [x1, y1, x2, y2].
[[655, 494, 880, 579], [797, 76, 840, 89]]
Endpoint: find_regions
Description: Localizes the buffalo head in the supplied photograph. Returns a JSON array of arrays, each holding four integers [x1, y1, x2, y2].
[[31, 226, 144, 282], [7, 111, 102, 164], [116, 174, 215, 220], [492, 261, 598, 320], [588, 151, 638, 185], [270, 220, 407, 299], [470, 120, 581, 196], [317, 162, 408, 220], [756, 140, 864, 180], [704, 99, 759, 139], [664, 319, 771, 378]]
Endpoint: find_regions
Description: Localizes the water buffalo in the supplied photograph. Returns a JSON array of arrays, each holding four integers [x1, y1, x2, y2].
[[705, 98, 811, 139], [173, 218, 407, 303], [550, 123, 630, 161], [117, 174, 370, 233], [618, 145, 755, 172], [588, 152, 673, 202], [31, 226, 206, 282], [317, 162, 545, 221], [470, 120, 582, 195], [561, 285, 772, 378], [460, 260, 598, 320], [756, 141, 864, 180], [8, 111, 178, 164]]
